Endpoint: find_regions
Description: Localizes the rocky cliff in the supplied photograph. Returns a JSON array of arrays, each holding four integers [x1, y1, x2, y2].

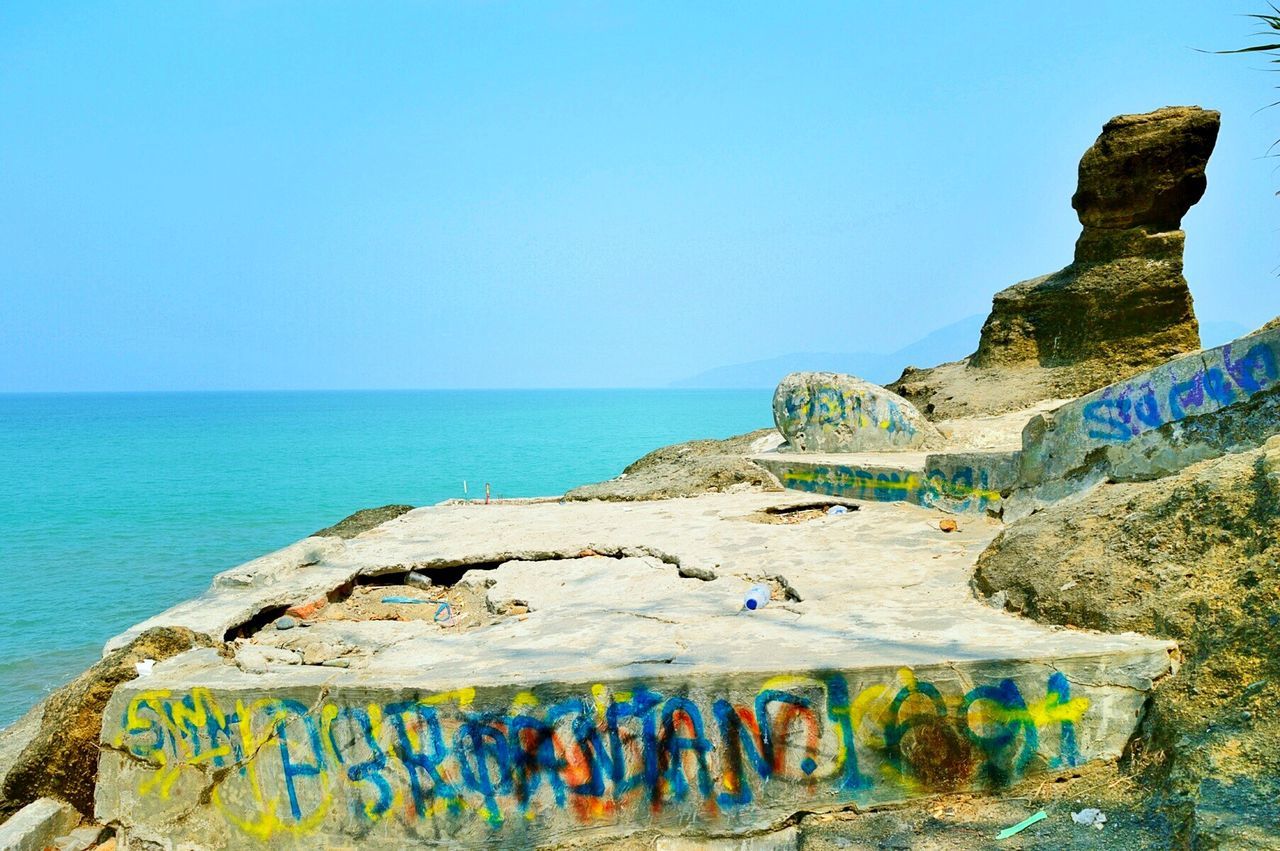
[[893, 106, 1220, 419]]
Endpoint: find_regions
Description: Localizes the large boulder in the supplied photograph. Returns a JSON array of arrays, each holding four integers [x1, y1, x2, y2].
[[893, 106, 1219, 420], [772, 372, 943, 452]]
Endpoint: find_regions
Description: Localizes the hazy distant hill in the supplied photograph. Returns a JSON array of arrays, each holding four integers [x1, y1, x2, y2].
[[670, 315, 985, 389], [670, 317, 1253, 390]]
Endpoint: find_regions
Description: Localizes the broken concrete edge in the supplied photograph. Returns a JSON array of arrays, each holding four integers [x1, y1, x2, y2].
[[93, 643, 1173, 848], [0, 797, 81, 850], [101, 541, 717, 656]]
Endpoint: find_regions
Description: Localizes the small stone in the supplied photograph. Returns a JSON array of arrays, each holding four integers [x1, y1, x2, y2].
[[274, 615, 297, 630], [939, 519, 959, 533], [988, 590, 1009, 609], [508, 604, 529, 616]]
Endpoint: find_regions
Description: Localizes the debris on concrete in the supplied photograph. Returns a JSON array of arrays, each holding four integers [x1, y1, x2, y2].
[[404, 569, 433, 589], [283, 596, 327, 619], [131, 659, 154, 677], [995, 810, 1047, 840], [939, 518, 958, 532], [1071, 808, 1107, 829], [743, 582, 771, 610], [93, 495, 1172, 849]]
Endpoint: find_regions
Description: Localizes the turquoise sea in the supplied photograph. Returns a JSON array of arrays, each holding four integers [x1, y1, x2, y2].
[[0, 390, 771, 727]]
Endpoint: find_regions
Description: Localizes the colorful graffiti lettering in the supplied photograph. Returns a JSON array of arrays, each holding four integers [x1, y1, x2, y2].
[[1081, 339, 1279, 442], [774, 464, 1004, 514], [778, 386, 917, 438], [112, 669, 1088, 842]]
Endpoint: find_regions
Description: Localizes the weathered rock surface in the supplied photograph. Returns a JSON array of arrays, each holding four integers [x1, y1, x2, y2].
[[313, 504, 415, 538], [564, 428, 783, 500], [1071, 106, 1219, 233], [892, 106, 1219, 420], [0, 627, 216, 820], [974, 438, 1280, 847], [773, 372, 944, 452]]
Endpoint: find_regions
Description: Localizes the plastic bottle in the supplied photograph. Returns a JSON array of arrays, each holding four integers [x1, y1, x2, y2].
[[744, 584, 771, 611]]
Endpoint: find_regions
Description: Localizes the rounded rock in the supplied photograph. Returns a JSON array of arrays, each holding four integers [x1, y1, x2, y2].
[[772, 372, 943, 452]]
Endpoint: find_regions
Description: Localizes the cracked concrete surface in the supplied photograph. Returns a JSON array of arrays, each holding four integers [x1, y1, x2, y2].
[[94, 492, 1173, 848]]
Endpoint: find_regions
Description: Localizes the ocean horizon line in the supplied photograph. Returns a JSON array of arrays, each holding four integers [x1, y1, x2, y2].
[[0, 385, 777, 396]]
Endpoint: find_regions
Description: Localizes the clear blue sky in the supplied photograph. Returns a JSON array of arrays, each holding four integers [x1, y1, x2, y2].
[[2, 1, 1277, 391]]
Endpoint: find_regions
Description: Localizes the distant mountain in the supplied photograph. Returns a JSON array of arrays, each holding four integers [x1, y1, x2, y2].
[[670, 314, 985, 389], [671, 315, 1260, 390]]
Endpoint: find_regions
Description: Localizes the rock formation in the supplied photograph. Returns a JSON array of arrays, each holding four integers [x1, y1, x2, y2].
[[564, 428, 783, 500], [772, 372, 943, 452], [893, 106, 1220, 419]]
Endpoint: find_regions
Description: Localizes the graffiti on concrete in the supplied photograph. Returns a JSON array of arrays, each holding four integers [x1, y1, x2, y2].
[[112, 669, 1086, 841], [777, 388, 918, 440], [775, 464, 1004, 514], [1081, 338, 1279, 442]]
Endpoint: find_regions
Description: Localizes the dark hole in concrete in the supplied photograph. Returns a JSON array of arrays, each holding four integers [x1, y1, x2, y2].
[[225, 604, 293, 641], [224, 546, 711, 639], [762, 500, 859, 515], [743, 501, 860, 524]]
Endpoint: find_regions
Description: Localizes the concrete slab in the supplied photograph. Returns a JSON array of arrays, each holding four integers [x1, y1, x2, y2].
[[94, 494, 1172, 849], [0, 797, 80, 851]]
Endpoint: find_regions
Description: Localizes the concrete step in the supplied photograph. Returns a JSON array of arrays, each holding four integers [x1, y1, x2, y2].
[[753, 449, 1021, 515], [95, 494, 1171, 849]]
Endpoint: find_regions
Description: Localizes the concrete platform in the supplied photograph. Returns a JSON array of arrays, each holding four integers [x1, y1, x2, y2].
[[95, 494, 1173, 849]]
